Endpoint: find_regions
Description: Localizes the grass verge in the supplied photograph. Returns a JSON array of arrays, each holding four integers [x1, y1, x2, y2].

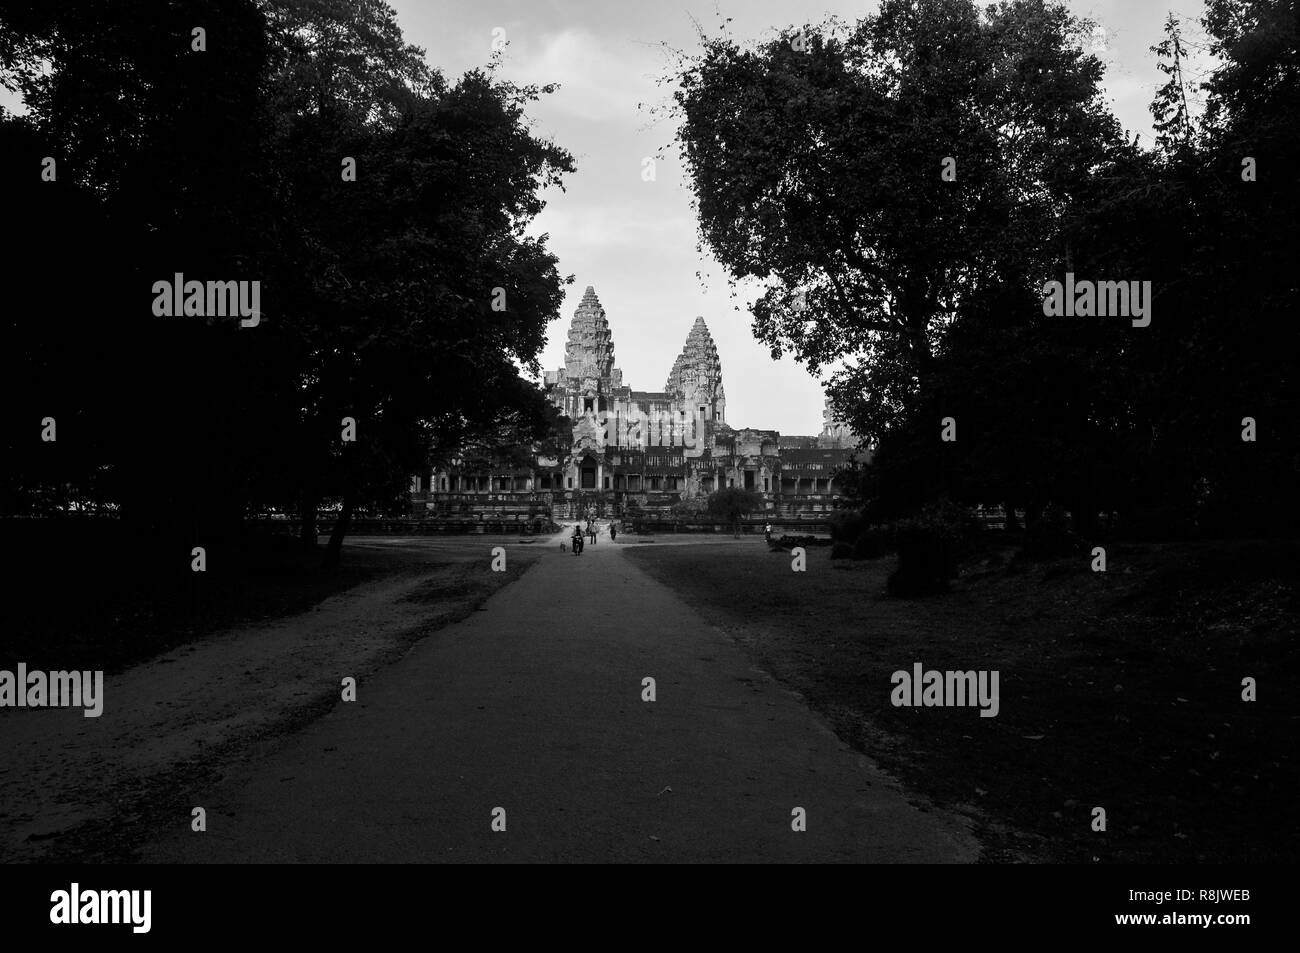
[[624, 536, 1298, 863]]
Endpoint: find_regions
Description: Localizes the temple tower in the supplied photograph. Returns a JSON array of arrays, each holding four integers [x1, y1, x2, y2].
[[819, 395, 854, 448], [547, 286, 624, 422], [563, 286, 619, 384], [665, 316, 726, 425]]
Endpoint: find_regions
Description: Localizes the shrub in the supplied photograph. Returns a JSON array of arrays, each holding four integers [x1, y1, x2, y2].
[[830, 541, 853, 560], [885, 502, 976, 596], [1020, 505, 1084, 560], [852, 526, 890, 560], [828, 508, 868, 543], [1118, 502, 1196, 541], [887, 524, 956, 596]]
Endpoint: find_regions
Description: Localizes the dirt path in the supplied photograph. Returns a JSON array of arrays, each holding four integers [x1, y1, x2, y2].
[[0, 540, 531, 862], [138, 530, 981, 863]]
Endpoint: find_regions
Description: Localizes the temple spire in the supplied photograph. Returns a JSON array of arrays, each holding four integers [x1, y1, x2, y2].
[[665, 316, 725, 422], [563, 285, 618, 382]]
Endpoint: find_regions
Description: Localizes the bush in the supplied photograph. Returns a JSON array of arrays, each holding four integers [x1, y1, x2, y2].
[[830, 541, 853, 560], [887, 523, 956, 596], [1020, 505, 1084, 560], [1117, 502, 1196, 541], [852, 526, 890, 560], [885, 501, 976, 596], [828, 508, 868, 543]]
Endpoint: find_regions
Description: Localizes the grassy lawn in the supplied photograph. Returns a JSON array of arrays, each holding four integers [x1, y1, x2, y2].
[[623, 536, 1299, 863], [1, 520, 536, 674]]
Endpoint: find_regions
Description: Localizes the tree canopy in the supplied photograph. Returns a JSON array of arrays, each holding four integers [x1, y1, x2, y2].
[[1, 0, 575, 561], [669, 0, 1298, 536]]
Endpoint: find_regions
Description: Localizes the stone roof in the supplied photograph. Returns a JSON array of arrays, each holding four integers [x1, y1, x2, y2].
[[779, 435, 820, 450], [778, 447, 854, 465]]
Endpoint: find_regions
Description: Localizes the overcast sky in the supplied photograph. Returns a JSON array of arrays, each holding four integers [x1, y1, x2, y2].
[[2, 0, 1210, 435], [389, 0, 1208, 434]]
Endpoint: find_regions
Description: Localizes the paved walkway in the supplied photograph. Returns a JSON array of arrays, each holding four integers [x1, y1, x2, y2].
[[142, 530, 979, 862]]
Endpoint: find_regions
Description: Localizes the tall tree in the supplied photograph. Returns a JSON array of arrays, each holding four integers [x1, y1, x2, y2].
[[669, 0, 1125, 450], [1, 0, 576, 565]]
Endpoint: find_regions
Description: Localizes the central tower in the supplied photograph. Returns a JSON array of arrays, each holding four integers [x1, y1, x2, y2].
[[562, 286, 620, 387]]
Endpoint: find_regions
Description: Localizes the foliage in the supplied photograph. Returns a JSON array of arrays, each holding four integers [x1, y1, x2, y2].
[[852, 527, 891, 560], [1018, 505, 1083, 561], [886, 500, 981, 595], [827, 508, 868, 542], [669, 0, 1299, 539], [670, 497, 709, 518], [0, 0, 574, 566], [705, 487, 764, 527]]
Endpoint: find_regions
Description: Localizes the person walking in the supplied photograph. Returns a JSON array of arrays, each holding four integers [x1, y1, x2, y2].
[[764, 522, 773, 544], [610, 522, 617, 542]]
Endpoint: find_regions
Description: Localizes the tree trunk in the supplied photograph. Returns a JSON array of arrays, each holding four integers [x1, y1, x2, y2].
[[321, 492, 354, 569], [1071, 499, 1099, 538]]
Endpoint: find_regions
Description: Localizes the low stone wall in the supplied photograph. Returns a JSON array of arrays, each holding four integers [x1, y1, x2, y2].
[[248, 518, 560, 537], [624, 517, 832, 536], [247, 515, 832, 538]]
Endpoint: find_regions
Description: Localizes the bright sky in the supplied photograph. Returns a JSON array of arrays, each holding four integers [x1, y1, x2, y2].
[[2, 0, 1210, 435]]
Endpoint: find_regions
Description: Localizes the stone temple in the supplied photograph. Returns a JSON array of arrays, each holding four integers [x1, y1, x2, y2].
[[412, 286, 859, 527]]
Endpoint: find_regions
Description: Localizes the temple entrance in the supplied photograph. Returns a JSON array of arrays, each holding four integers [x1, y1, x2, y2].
[[744, 469, 755, 490], [580, 454, 598, 489]]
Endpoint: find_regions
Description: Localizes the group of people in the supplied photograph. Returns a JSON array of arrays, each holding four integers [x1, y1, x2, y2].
[[567, 517, 616, 555]]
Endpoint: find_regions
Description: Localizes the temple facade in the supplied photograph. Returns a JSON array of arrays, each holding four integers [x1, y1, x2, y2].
[[411, 286, 860, 526]]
